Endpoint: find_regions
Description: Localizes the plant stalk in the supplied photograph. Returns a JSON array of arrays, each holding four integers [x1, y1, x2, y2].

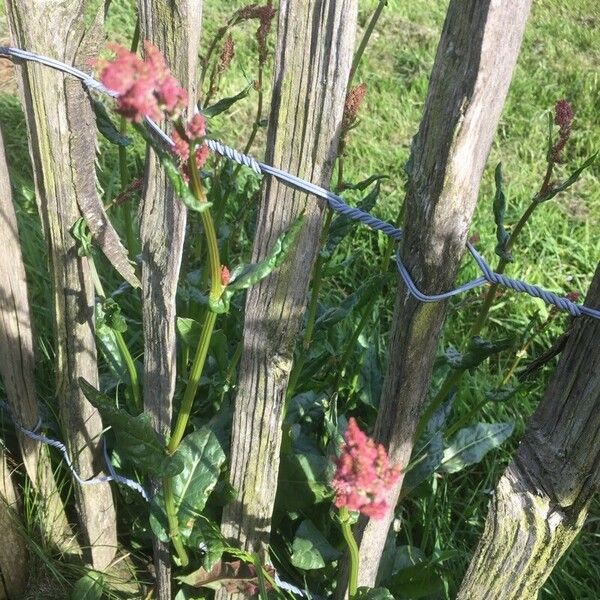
[[339, 507, 359, 599]]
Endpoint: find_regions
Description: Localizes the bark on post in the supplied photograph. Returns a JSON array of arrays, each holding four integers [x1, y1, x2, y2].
[[138, 0, 203, 437], [0, 126, 74, 552], [220, 0, 358, 558], [348, 0, 533, 590], [457, 264, 600, 600], [0, 451, 28, 600], [137, 2, 202, 597], [6, 0, 117, 569]]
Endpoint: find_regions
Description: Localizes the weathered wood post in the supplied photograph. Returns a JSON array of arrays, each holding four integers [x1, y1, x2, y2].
[[220, 0, 358, 560], [344, 0, 533, 591], [137, 2, 203, 597], [0, 125, 74, 551], [457, 263, 600, 599], [0, 451, 28, 600], [6, 0, 118, 569]]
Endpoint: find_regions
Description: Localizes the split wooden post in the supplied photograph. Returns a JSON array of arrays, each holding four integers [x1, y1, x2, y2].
[[220, 0, 358, 558], [457, 264, 600, 599], [137, 2, 203, 598], [345, 0, 533, 590], [0, 451, 28, 600], [0, 125, 74, 552], [6, 0, 117, 569]]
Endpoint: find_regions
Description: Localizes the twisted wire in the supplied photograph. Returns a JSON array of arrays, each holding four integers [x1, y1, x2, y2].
[[0, 399, 150, 500], [0, 45, 599, 496], [1, 45, 596, 319]]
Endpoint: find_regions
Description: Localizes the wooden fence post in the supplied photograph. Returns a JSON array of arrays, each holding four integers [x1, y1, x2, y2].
[[220, 0, 358, 560], [6, 0, 117, 569], [137, 2, 203, 598], [0, 125, 74, 552], [457, 263, 600, 599], [0, 451, 28, 600], [344, 0, 533, 591]]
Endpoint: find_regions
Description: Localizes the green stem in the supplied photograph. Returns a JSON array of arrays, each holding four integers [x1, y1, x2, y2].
[[164, 478, 189, 566], [349, 0, 388, 87], [416, 158, 557, 438], [168, 151, 222, 454], [287, 209, 334, 399], [89, 259, 141, 412], [468, 160, 554, 338], [163, 150, 222, 565], [303, 210, 333, 350], [169, 309, 217, 454], [339, 507, 359, 599], [118, 19, 140, 259], [414, 367, 463, 441]]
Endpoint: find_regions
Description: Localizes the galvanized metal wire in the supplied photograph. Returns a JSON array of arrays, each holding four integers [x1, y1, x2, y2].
[[1, 46, 598, 520]]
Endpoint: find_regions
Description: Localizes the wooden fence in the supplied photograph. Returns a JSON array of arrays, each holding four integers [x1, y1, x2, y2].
[[0, 1, 598, 599]]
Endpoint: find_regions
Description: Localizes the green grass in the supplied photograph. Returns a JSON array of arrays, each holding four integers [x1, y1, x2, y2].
[[0, 0, 598, 598]]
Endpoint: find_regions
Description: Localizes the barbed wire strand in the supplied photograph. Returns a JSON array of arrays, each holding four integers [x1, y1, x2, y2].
[[1, 46, 599, 520]]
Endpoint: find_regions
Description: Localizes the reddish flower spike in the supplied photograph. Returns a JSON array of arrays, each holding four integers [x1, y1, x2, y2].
[[99, 42, 187, 122], [332, 417, 401, 520]]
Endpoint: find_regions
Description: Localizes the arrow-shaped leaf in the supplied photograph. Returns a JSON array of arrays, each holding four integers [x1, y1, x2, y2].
[[79, 378, 183, 477]]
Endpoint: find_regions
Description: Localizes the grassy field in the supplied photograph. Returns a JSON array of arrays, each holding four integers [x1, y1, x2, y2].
[[0, 0, 599, 598]]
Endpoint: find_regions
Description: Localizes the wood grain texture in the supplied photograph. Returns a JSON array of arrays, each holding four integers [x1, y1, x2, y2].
[[220, 0, 357, 559], [457, 264, 600, 599], [0, 451, 28, 600], [0, 125, 75, 552], [6, 0, 117, 569], [137, 0, 203, 438], [137, 3, 203, 598], [345, 0, 533, 591]]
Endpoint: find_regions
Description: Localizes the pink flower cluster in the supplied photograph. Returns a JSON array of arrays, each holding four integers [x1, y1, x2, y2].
[[332, 418, 401, 519], [100, 42, 187, 123], [99, 42, 211, 176]]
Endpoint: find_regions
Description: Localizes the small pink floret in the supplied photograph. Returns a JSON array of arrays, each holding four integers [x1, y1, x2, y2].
[[332, 417, 401, 519]]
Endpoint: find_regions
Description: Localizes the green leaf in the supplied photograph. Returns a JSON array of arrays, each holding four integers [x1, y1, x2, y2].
[[70, 217, 93, 257], [100, 297, 128, 333], [172, 428, 226, 536], [492, 163, 512, 261], [95, 305, 127, 383], [177, 317, 201, 349], [388, 563, 444, 598], [354, 587, 395, 600], [92, 99, 132, 147], [358, 342, 383, 408], [70, 572, 104, 600], [79, 378, 183, 477], [441, 421, 514, 474], [277, 452, 331, 512], [201, 83, 254, 117], [213, 216, 304, 313], [291, 519, 340, 570], [402, 431, 443, 496], [486, 385, 519, 402], [158, 152, 213, 214], [315, 276, 385, 329], [537, 153, 597, 203], [446, 336, 514, 371], [189, 517, 227, 570]]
